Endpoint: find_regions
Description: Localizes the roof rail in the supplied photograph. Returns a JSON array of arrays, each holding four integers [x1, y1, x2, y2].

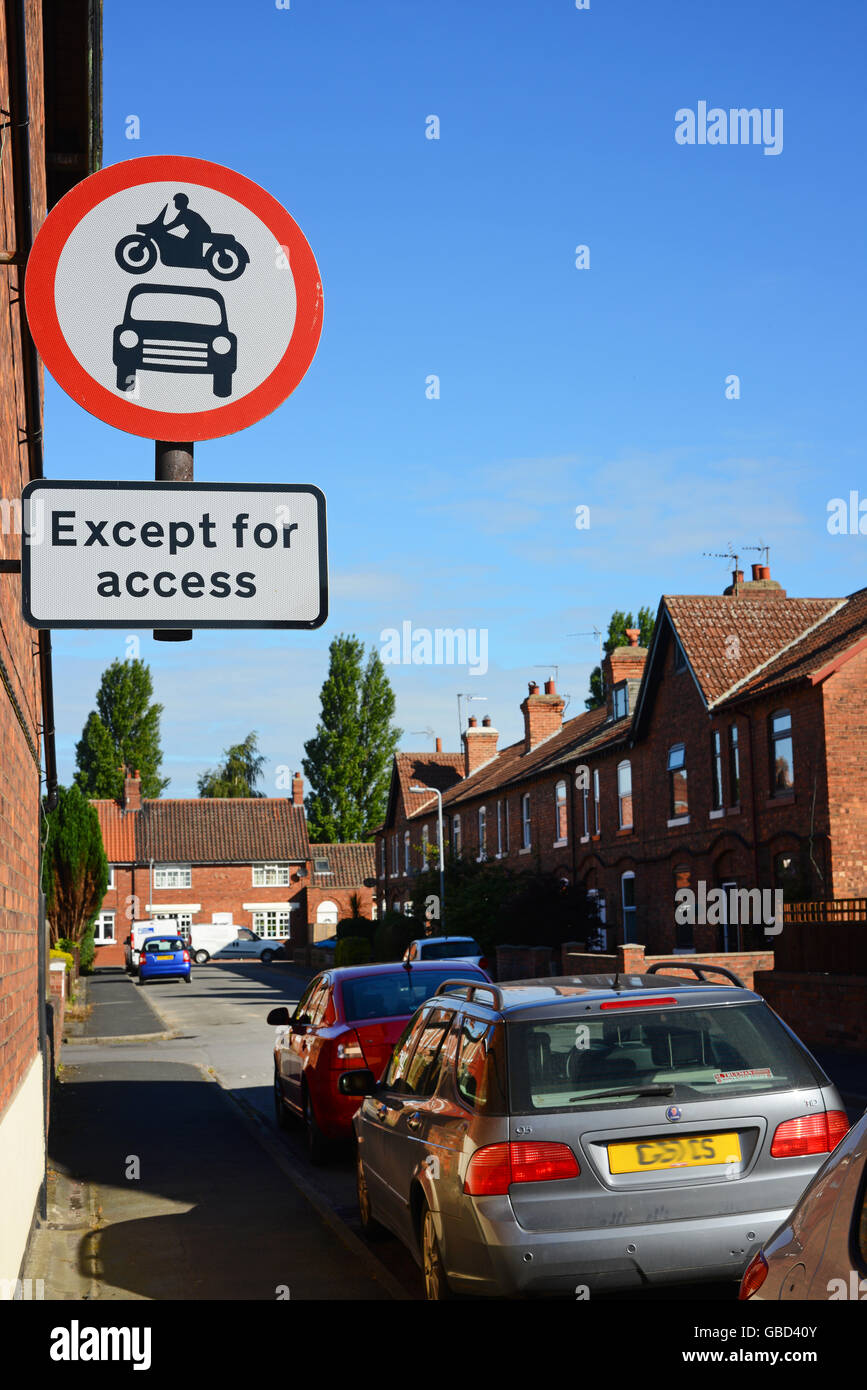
[[646, 961, 746, 989], [433, 978, 504, 1010]]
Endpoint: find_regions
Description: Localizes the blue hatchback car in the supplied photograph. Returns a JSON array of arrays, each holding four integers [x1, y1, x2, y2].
[[137, 935, 192, 986]]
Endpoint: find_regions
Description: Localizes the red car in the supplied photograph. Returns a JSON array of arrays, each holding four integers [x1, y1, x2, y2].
[[267, 960, 490, 1163]]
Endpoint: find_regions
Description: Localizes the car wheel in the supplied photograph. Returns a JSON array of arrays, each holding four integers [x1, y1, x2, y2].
[[260, 949, 274, 965], [421, 1206, 452, 1301], [356, 1147, 384, 1239], [273, 1068, 289, 1131], [194, 950, 209, 965], [137, 979, 146, 987], [213, 371, 233, 398], [304, 1089, 328, 1166]]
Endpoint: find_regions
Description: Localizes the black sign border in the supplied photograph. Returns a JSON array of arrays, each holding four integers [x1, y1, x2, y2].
[[20, 479, 328, 631]]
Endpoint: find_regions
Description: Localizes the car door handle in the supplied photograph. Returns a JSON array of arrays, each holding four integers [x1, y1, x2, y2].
[[406, 1113, 422, 1132]]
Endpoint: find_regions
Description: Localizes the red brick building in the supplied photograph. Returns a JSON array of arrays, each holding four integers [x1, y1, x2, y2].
[[91, 772, 375, 964], [0, 0, 101, 1294], [376, 566, 867, 956]]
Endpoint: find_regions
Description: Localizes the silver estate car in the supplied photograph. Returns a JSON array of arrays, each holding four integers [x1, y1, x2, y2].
[[342, 966, 849, 1299]]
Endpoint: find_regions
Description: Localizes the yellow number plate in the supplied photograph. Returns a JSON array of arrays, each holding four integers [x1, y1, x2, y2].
[[156, 954, 173, 961], [608, 1132, 741, 1174]]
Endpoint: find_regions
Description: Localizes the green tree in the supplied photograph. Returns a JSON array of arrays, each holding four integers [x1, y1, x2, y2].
[[198, 731, 266, 797], [585, 606, 655, 709], [74, 659, 169, 799], [42, 785, 109, 969], [303, 635, 402, 841]]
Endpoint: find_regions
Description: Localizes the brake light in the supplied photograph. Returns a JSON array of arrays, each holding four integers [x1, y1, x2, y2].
[[738, 1250, 768, 1300], [479, 957, 491, 975], [770, 1110, 849, 1158], [182, 951, 190, 963], [464, 1142, 580, 1196], [333, 1029, 366, 1068], [600, 996, 678, 1010]]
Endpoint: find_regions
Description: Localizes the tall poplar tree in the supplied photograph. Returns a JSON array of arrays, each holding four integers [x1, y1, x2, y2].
[[303, 635, 401, 841], [585, 606, 655, 710], [42, 785, 110, 960], [74, 659, 169, 799]]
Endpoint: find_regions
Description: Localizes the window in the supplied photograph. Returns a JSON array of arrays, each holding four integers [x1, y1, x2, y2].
[[315, 901, 339, 929], [617, 761, 633, 829], [711, 730, 724, 811], [379, 839, 385, 878], [402, 1008, 454, 1097], [582, 784, 590, 837], [770, 710, 794, 794], [382, 1008, 432, 1092], [613, 684, 628, 719], [593, 769, 601, 834], [252, 862, 291, 887], [106, 865, 115, 889], [252, 909, 291, 938], [404, 830, 411, 874], [504, 799, 510, 852], [621, 873, 636, 942], [521, 793, 531, 849], [555, 781, 568, 843], [422, 825, 429, 867], [153, 864, 191, 889], [496, 801, 503, 856], [774, 851, 802, 901], [668, 744, 688, 819], [150, 911, 192, 931], [391, 835, 399, 874], [728, 725, 740, 805], [313, 856, 331, 875], [94, 911, 115, 943], [342, 969, 487, 1026], [478, 806, 487, 860], [452, 815, 462, 857], [456, 1016, 507, 1113]]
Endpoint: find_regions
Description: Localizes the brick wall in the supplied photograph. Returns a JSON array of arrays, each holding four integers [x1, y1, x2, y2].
[[756, 970, 867, 1053], [561, 943, 774, 994], [0, 0, 45, 1126], [821, 643, 867, 898]]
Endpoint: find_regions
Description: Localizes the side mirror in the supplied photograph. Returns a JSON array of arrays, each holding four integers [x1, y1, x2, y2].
[[266, 1006, 291, 1026], [338, 1069, 377, 1097]]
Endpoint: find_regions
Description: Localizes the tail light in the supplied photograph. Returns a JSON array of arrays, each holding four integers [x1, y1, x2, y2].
[[479, 957, 491, 975], [333, 1029, 366, 1069], [770, 1110, 849, 1158], [464, 1142, 580, 1196], [182, 951, 190, 962], [738, 1250, 768, 1300], [600, 997, 678, 1011]]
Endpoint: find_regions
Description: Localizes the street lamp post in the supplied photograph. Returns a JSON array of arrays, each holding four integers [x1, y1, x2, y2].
[[410, 784, 445, 935]]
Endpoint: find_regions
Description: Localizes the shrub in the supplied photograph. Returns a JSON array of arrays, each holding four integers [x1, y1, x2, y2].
[[78, 919, 96, 975], [336, 915, 373, 943], [372, 910, 417, 962], [335, 935, 372, 967], [50, 948, 74, 973]]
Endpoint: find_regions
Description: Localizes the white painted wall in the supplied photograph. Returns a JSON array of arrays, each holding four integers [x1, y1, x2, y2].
[[0, 1056, 44, 1297]]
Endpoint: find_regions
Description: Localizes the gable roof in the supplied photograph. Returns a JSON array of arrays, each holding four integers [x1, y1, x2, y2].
[[386, 751, 465, 822], [129, 798, 310, 864], [308, 842, 375, 887], [92, 801, 137, 862]]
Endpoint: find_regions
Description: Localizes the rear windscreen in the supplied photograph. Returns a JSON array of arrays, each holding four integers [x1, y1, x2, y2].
[[144, 939, 183, 953], [509, 1002, 824, 1112], [420, 941, 481, 960], [342, 969, 484, 1022]]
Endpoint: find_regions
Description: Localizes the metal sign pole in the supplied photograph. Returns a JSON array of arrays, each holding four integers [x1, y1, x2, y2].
[[154, 440, 193, 642]]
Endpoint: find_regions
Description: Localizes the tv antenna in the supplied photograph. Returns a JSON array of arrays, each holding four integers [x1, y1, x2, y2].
[[534, 664, 560, 683], [569, 629, 604, 663], [411, 727, 437, 749], [456, 692, 487, 745]]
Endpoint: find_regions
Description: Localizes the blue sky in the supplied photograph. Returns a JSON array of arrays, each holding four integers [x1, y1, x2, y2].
[[46, 0, 867, 795]]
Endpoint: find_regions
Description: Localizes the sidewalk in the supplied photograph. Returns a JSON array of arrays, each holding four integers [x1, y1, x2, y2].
[[71, 968, 169, 1040], [25, 1055, 394, 1300]]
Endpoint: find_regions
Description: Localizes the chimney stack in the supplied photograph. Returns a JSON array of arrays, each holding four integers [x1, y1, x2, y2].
[[123, 769, 142, 812], [435, 737, 442, 753], [724, 563, 785, 599], [462, 714, 498, 776], [291, 771, 304, 807], [520, 679, 565, 753]]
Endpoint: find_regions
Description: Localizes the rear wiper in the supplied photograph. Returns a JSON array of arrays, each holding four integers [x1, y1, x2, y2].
[[568, 1083, 676, 1102]]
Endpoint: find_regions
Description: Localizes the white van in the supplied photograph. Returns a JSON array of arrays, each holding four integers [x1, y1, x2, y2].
[[125, 918, 182, 975], [190, 918, 283, 965]]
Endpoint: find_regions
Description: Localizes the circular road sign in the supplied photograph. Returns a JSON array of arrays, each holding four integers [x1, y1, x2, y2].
[[25, 155, 323, 441]]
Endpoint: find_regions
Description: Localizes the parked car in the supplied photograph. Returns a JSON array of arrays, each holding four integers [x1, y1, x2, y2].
[[267, 960, 492, 1163], [125, 918, 184, 976], [739, 1104, 867, 1300], [137, 935, 192, 987], [403, 936, 489, 972], [192, 924, 283, 965], [343, 965, 849, 1299]]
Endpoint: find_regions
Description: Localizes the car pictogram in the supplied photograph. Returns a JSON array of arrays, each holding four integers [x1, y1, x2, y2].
[[112, 283, 237, 398]]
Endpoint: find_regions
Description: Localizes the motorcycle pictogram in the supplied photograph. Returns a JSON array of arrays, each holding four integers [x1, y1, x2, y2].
[[114, 193, 250, 281]]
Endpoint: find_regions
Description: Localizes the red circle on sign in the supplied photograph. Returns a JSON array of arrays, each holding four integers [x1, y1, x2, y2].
[[25, 155, 323, 441]]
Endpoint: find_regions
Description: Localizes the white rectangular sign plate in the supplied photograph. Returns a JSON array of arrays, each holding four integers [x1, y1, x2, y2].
[[21, 480, 327, 630]]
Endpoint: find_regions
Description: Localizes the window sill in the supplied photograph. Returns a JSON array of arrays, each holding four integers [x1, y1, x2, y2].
[[708, 809, 725, 820], [519, 846, 531, 855], [616, 826, 634, 836], [580, 834, 590, 845], [552, 839, 568, 849], [727, 805, 741, 816], [766, 793, 795, 808], [591, 833, 601, 843], [667, 815, 690, 828]]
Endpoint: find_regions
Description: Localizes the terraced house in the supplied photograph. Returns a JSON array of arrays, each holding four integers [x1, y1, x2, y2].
[[91, 771, 375, 965], [376, 565, 867, 961]]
